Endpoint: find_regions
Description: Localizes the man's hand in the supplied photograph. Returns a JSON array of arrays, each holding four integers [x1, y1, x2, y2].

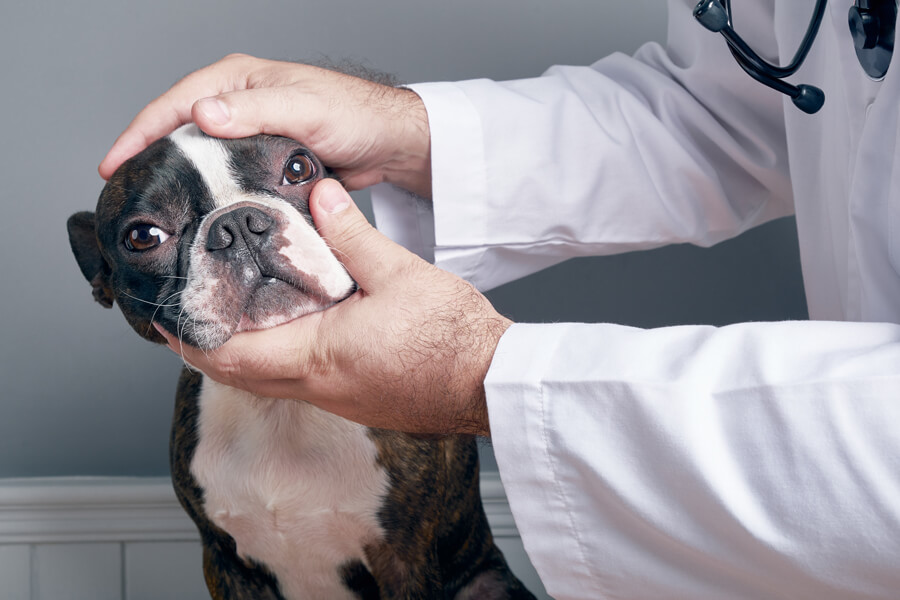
[[156, 179, 511, 437], [99, 54, 432, 197]]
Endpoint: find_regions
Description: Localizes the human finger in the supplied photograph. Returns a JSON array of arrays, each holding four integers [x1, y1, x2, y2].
[[153, 313, 327, 390], [98, 54, 259, 179], [187, 85, 328, 143], [308, 178, 424, 293], [98, 99, 192, 179]]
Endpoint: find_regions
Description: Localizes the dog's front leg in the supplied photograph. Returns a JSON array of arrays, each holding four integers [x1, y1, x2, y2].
[[365, 544, 442, 600], [201, 537, 285, 600]]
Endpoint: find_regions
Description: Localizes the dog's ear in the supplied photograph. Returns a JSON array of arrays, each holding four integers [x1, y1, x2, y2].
[[67, 211, 114, 309]]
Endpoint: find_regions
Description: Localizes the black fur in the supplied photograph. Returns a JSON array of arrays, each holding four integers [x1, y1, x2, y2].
[[68, 129, 536, 600]]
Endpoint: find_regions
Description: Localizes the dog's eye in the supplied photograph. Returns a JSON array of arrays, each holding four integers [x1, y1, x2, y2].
[[282, 153, 316, 185], [124, 224, 170, 252]]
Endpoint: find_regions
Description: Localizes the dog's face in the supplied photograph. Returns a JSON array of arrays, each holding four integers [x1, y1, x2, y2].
[[68, 125, 355, 350]]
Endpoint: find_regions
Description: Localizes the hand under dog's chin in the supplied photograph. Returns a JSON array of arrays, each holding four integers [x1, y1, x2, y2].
[[233, 296, 330, 334], [177, 280, 341, 351]]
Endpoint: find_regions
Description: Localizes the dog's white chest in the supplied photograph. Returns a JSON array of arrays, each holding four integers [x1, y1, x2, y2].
[[190, 377, 389, 600]]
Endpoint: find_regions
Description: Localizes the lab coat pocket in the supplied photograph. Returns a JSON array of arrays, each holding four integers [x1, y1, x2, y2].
[[889, 147, 900, 274], [886, 112, 900, 273]]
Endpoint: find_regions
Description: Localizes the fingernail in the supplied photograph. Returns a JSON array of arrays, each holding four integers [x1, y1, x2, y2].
[[152, 322, 171, 341], [197, 98, 230, 125], [319, 181, 351, 214]]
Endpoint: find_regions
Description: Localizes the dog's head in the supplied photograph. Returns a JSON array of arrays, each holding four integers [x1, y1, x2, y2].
[[68, 124, 355, 351]]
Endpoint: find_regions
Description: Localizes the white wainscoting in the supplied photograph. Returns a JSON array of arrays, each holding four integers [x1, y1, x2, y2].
[[0, 474, 549, 600]]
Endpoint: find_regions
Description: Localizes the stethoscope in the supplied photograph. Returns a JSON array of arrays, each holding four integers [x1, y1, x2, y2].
[[693, 0, 898, 113]]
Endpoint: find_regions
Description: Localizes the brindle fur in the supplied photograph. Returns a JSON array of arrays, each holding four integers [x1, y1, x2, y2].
[[68, 120, 537, 599], [170, 368, 534, 599], [171, 369, 286, 599]]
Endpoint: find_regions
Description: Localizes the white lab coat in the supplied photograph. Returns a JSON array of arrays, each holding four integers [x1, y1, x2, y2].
[[372, 1, 900, 598]]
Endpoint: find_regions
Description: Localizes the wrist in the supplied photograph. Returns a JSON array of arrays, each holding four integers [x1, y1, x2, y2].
[[452, 313, 512, 439], [473, 315, 513, 438], [381, 88, 432, 199]]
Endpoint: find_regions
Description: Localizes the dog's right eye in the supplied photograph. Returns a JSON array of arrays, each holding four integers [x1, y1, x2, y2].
[[124, 224, 170, 252]]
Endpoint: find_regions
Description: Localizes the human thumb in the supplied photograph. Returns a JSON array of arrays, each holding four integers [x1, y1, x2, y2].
[[310, 178, 414, 291]]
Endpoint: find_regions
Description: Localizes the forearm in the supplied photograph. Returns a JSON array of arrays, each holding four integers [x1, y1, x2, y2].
[[486, 321, 900, 599], [374, 1, 792, 292]]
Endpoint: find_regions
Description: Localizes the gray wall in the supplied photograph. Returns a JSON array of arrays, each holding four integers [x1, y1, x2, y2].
[[0, 1, 806, 478]]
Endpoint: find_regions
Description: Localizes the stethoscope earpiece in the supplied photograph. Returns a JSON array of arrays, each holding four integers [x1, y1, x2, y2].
[[693, 0, 729, 33], [793, 84, 826, 114]]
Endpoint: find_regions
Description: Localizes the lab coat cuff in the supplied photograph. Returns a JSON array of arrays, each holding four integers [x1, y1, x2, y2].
[[406, 81, 492, 285], [370, 182, 492, 284], [371, 183, 436, 263], [485, 323, 604, 599]]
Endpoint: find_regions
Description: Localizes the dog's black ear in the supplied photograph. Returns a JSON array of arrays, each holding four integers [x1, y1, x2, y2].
[[67, 211, 114, 309]]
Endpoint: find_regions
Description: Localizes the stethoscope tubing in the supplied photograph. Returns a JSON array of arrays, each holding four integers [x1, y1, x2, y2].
[[721, 0, 828, 79]]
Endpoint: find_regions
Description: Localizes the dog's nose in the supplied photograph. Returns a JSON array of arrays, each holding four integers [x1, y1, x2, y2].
[[206, 206, 275, 252]]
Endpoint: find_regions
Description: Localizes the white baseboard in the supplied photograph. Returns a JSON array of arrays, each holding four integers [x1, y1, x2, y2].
[[0, 477, 197, 544], [0, 472, 518, 544], [0, 473, 549, 600]]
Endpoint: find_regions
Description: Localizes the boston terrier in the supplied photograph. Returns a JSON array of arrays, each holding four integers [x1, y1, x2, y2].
[[67, 124, 535, 600]]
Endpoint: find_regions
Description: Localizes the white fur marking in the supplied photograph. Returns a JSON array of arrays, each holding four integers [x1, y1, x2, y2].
[[167, 125, 354, 346], [191, 378, 389, 600], [169, 125, 239, 208]]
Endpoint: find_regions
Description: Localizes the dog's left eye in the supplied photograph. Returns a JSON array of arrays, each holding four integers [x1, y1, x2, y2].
[[282, 153, 316, 185], [124, 224, 170, 252]]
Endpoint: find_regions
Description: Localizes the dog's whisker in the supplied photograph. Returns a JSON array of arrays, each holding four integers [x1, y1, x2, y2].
[[121, 291, 181, 308], [150, 289, 184, 317], [316, 235, 351, 263], [175, 307, 195, 372], [200, 339, 213, 361], [146, 292, 185, 337], [67, 131, 535, 597]]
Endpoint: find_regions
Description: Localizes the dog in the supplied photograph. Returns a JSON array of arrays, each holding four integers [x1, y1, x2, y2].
[[67, 124, 536, 600]]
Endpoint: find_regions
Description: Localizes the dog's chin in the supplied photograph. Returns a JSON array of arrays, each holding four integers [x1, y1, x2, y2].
[[179, 279, 349, 352]]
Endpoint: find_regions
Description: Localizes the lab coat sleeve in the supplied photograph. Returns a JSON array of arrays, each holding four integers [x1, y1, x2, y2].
[[370, 1, 900, 598], [486, 321, 900, 600], [372, 0, 793, 291]]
